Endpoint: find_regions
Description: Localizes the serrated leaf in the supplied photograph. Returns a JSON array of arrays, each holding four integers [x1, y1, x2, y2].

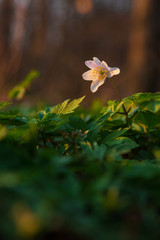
[[101, 100, 128, 118], [51, 99, 70, 114], [38, 112, 62, 131], [81, 142, 107, 161], [51, 96, 85, 115], [123, 92, 160, 104], [107, 137, 139, 153]]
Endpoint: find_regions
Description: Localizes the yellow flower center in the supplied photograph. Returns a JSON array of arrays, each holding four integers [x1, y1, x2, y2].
[[100, 71, 105, 75], [99, 70, 107, 81], [92, 69, 107, 81]]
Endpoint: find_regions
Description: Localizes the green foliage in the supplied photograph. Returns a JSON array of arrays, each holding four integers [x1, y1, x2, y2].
[[50, 96, 85, 115], [1, 92, 160, 240], [8, 70, 40, 100], [0, 101, 12, 110]]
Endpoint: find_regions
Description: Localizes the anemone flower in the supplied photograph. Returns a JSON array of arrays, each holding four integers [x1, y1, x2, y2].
[[82, 57, 120, 92]]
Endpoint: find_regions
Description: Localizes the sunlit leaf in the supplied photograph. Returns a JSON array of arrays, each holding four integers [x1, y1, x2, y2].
[[8, 70, 40, 100]]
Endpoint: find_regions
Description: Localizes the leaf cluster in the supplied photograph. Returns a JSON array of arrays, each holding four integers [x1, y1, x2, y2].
[[1, 92, 160, 240]]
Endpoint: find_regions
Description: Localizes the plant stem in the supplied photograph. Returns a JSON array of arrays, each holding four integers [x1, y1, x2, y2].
[[109, 78, 128, 118]]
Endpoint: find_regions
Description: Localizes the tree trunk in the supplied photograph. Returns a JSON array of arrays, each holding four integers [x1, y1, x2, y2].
[[126, 0, 152, 95]]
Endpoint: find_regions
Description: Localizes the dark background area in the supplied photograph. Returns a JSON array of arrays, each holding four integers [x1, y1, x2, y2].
[[0, 0, 160, 105]]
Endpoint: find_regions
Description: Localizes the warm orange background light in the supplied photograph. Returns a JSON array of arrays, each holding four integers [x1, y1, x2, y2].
[[74, 0, 93, 14]]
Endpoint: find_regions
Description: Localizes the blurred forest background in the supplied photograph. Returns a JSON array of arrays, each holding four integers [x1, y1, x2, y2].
[[0, 0, 160, 105]]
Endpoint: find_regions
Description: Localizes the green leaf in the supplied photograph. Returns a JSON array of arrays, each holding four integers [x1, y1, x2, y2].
[[0, 101, 12, 110], [101, 100, 117, 114], [51, 96, 85, 115], [107, 137, 139, 153], [8, 70, 40, 100], [38, 112, 62, 131], [0, 125, 8, 140], [50, 99, 70, 114], [96, 112, 111, 125], [81, 142, 107, 161], [132, 110, 160, 132], [103, 128, 129, 144], [69, 117, 88, 132], [0, 112, 28, 125], [123, 92, 160, 112], [38, 111, 46, 121], [38, 97, 85, 131]]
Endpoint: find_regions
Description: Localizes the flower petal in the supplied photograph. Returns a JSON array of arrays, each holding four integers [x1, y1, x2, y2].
[[93, 57, 101, 65], [102, 61, 110, 71], [85, 60, 99, 70], [82, 70, 98, 81], [108, 67, 120, 78], [90, 79, 105, 93]]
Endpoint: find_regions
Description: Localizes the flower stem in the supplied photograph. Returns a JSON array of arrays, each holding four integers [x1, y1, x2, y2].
[[109, 79, 128, 118]]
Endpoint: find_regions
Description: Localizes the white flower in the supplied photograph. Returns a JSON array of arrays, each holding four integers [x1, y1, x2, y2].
[[82, 57, 120, 92]]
